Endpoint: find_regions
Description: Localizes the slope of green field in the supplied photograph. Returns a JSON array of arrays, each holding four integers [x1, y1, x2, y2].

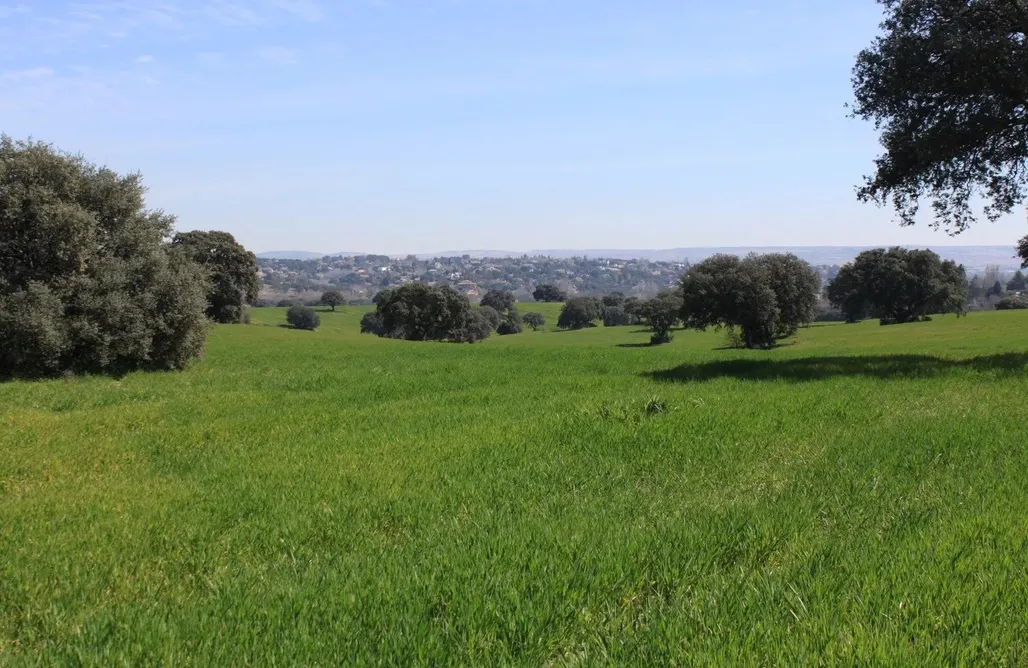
[[2, 307, 1026, 664]]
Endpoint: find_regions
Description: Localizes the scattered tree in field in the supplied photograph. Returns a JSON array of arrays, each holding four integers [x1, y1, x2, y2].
[[363, 283, 488, 342], [477, 305, 503, 330], [321, 290, 344, 311], [557, 297, 603, 330], [172, 230, 259, 323], [0, 136, 209, 379], [601, 305, 636, 327], [522, 312, 546, 330], [286, 305, 320, 330], [852, 0, 1028, 266], [533, 284, 566, 302], [640, 291, 683, 345], [360, 311, 385, 335], [827, 248, 968, 325], [751, 253, 820, 337], [1007, 270, 1027, 292], [680, 253, 819, 349], [481, 289, 516, 313], [997, 294, 1028, 310], [497, 308, 523, 335], [601, 292, 626, 308]]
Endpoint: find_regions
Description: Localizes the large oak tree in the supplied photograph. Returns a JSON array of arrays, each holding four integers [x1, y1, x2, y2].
[[853, 0, 1028, 265]]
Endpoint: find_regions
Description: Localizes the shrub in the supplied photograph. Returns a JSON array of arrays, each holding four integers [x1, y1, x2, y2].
[[557, 297, 603, 329], [522, 312, 546, 330], [286, 306, 320, 330], [996, 294, 1028, 310], [497, 308, 523, 335], [0, 136, 209, 379], [477, 305, 502, 330]]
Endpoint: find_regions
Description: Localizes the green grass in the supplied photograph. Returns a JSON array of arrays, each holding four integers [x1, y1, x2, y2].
[[2, 306, 1026, 664]]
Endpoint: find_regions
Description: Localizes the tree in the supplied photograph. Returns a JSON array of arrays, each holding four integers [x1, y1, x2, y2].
[[497, 308, 523, 335], [826, 247, 968, 325], [986, 280, 1005, 298], [360, 311, 385, 335], [286, 305, 320, 330], [679, 255, 780, 349], [852, 0, 1028, 266], [477, 305, 502, 330], [481, 289, 516, 313], [639, 291, 683, 345], [0, 137, 209, 379], [601, 305, 636, 327], [750, 253, 821, 336], [365, 283, 488, 342], [1008, 270, 1028, 292], [522, 312, 546, 330], [171, 230, 259, 323], [321, 290, 344, 311], [997, 293, 1028, 309], [532, 284, 566, 302], [601, 292, 627, 308], [557, 297, 603, 330]]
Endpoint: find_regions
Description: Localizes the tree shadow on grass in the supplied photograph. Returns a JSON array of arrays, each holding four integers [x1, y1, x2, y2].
[[644, 353, 1028, 383], [616, 342, 656, 348]]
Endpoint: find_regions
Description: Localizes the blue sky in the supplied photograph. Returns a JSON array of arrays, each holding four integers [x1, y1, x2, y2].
[[2, 0, 1025, 254]]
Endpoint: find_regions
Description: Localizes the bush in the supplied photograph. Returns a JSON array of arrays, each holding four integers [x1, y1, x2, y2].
[[557, 297, 603, 329], [0, 136, 209, 379], [477, 305, 502, 330], [286, 306, 320, 330], [996, 294, 1028, 310], [522, 312, 546, 330], [497, 308, 523, 335]]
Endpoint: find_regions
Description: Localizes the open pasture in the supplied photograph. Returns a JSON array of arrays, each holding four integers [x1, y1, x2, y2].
[[1, 307, 1026, 664]]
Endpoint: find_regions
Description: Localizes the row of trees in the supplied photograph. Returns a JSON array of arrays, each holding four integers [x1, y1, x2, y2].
[[1, 137, 261, 379]]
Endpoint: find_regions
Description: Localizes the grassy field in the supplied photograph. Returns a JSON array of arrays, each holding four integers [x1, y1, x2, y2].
[[2, 305, 1026, 664]]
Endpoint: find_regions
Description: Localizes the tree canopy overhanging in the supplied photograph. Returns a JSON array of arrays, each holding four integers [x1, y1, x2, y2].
[[853, 0, 1028, 264]]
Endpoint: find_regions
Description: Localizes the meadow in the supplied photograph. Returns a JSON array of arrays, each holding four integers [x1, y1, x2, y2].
[[1, 305, 1026, 664]]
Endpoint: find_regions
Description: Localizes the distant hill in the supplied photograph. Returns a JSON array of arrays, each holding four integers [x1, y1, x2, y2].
[[257, 251, 365, 260], [260, 246, 1021, 272], [257, 251, 326, 260]]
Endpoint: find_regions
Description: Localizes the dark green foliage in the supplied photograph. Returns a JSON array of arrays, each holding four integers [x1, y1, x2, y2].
[[172, 230, 259, 324], [996, 294, 1028, 310], [827, 248, 968, 325], [1007, 270, 1027, 292], [522, 312, 546, 330], [679, 255, 793, 349], [496, 308, 523, 335], [277, 299, 301, 308], [321, 291, 344, 311], [367, 283, 488, 342], [640, 291, 683, 345], [601, 292, 626, 308], [986, 281, 1005, 299], [0, 136, 209, 379], [751, 253, 820, 337], [360, 311, 385, 335], [480, 289, 516, 313], [286, 306, 320, 330], [852, 0, 1028, 264], [477, 305, 502, 330], [557, 297, 602, 330], [601, 305, 636, 327], [532, 284, 566, 302]]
